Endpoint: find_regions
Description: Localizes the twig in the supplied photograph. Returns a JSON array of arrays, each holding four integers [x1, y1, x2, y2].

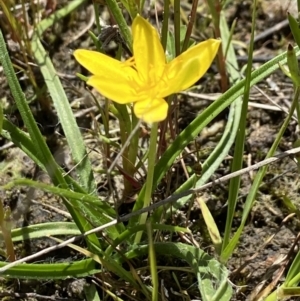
[[248, 19, 289, 44]]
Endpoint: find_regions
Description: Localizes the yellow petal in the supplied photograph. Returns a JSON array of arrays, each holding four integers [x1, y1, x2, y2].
[[74, 49, 129, 77], [87, 76, 139, 103], [161, 39, 221, 96], [132, 16, 166, 82], [74, 49, 140, 102], [133, 98, 168, 123]]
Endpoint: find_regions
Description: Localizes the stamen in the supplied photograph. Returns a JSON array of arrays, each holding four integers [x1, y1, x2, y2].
[[124, 57, 136, 67]]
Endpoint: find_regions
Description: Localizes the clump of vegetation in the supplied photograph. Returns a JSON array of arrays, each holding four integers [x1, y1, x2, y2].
[[1, 0, 300, 300]]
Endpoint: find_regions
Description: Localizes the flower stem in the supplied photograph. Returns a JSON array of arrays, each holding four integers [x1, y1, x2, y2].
[[134, 122, 158, 244]]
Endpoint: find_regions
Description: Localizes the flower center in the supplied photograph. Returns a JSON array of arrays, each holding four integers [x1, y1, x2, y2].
[[124, 57, 167, 99]]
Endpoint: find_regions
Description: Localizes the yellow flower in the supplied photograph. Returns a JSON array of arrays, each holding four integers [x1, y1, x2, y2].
[[74, 16, 221, 123]]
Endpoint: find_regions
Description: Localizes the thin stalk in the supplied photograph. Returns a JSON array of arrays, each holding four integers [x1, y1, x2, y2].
[[206, 0, 228, 91], [134, 123, 158, 243], [222, 0, 257, 250], [93, 2, 101, 35], [224, 18, 237, 59], [181, 0, 198, 52], [173, 0, 181, 56], [147, 221, 158, 301]]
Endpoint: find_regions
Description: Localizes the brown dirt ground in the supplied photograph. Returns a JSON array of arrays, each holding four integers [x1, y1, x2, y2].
[[1, 0, 300, 300]]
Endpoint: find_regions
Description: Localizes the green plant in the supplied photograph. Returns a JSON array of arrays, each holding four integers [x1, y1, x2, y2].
[[1, 0, 300, 300]]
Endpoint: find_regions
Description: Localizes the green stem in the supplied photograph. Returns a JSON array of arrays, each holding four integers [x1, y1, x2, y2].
[[147, 221, 158, 301], [93, 2, 101, 35], [105, 0, 133, 52], [222, 0, 256, 250], [134, 123, 158, 243]]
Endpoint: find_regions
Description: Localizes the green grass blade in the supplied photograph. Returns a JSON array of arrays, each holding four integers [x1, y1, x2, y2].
[[7, 222, 80, 241], [286, 251, 300, 285], [288, 13, 300, 49], [220, 86, 300, 263], [84, 284, 101, 301], [31, 36, 95, 194], [2, 118, 44, 169], [105, 224, 190, 257], [0, 30, 65, 187], [222, 0, 257, 250], [32, 0, 95, 193], [0, 258, 99, 279]]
